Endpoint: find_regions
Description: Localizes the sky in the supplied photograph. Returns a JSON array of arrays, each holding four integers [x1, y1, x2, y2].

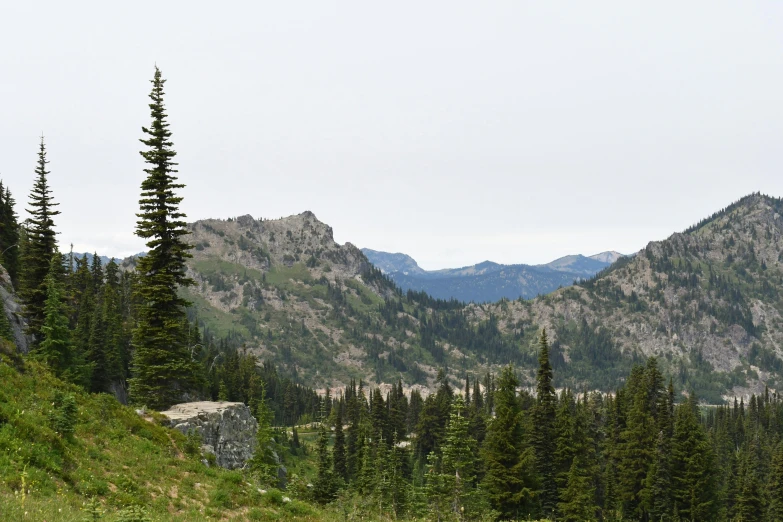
[[1, 2, 783, 270]]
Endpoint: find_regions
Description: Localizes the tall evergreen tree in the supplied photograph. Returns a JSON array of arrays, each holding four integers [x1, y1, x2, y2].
[[20, 137, 60, 342], [671, 394, 715, 521], [313, 400, 338, 503], [333, 407, 347, 483], [481, 365, 537, 519], [129, 67, 199, 409], [532, 329, 558, 517], [440, 396, 479, 518]]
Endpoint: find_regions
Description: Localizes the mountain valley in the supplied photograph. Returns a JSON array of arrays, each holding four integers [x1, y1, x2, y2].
[[180, 193, 783, 402]]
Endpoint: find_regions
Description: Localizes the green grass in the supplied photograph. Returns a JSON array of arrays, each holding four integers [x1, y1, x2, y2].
[[0, 350, 331, 521]]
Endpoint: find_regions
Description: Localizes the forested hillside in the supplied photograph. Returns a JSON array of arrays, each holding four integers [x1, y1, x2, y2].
[[181, 194, 783, 402]]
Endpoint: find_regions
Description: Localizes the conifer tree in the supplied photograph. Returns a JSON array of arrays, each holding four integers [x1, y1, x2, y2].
[[250, 386, 278, 486], [0, 183, 20, 285], [671, 394, 715, 521], [424, 451, 450, 521], [440, 395, 482, 519], [36, 254, 89, 385], [481, 365, 536, 519], [129, 67, 199, 409], [333, 407, 347, 483], [313, 400, 338, 503], [559, 455, 597, 522], [20, 137, 60, 342], [532, 329, 558, 517], [768, 444, 783, 521], [99, 259, 128, 396]]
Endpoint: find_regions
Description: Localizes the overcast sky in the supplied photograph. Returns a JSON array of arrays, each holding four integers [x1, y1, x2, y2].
[[2, 2, 782, 269]]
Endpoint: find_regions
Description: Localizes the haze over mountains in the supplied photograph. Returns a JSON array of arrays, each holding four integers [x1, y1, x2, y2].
[[361, 248, 625, 302]]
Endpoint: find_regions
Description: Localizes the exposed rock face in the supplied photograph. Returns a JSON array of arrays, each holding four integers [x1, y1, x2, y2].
[[0, 264, 30, 353], [160, 401, 257, 469]]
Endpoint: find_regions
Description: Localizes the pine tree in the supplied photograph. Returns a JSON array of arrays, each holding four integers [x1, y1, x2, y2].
[[481, 365, 537, 519], [532, 329, 558, 517], [129, 67, 199, 409], [20, 137, 60, 342]]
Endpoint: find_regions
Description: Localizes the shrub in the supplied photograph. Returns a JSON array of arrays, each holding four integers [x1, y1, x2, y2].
[[182, 428, 202, 457], [48, 391, 77, 438], [115, 505, 151, 522]]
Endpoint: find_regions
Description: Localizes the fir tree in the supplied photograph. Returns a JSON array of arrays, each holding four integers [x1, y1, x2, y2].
[[559, 455, 597, 522], [36, 254, 89, 385], [671, 394, 715, 521], [20, 137, 60, 342], [768, 443, 783, 521], [129, 67, 199, 409], [440, 396, 483, 519], [100, 259, 128, 397], [481, 365, 536, 519], [313, 400, 338, 503], [250, 386, 278, 486], [333, 407, 347, 482], [532, 329, 558, 517]]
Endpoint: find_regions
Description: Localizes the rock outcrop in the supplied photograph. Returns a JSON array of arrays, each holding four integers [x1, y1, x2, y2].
[[160, 401, 257, 469], [0, 264, 29, 353]]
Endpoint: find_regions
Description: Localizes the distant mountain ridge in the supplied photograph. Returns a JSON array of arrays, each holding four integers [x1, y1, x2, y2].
[[360, 248, 625, 302]]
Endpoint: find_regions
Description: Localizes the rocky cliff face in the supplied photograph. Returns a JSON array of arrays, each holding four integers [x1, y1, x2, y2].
[[160, 401, 257, 470], [0, 264, 29, 353]]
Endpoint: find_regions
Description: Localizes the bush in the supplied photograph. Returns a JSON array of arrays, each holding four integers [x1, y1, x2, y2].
[[48, 391, 77, 438], [115, 505, 151, 522], [182, 428, 202, 457]]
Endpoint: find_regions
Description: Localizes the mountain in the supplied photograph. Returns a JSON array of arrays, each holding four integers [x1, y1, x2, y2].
[[541, 253, 621, 276], [360, 249, 622, 302], [589, 250, 625, 264], [467, 193, 783, 402], [359, 249, 426, 276], [183, 194, 783, 401]]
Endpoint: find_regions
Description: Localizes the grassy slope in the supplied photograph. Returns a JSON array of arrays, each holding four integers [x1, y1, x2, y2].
[[0, 347, 324, 521]]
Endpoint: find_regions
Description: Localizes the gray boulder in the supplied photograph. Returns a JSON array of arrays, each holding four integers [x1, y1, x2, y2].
[[160, 401, 257, 469]]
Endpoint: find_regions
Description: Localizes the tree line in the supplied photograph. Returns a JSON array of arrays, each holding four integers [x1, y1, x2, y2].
[[298, 331, 783, 521]]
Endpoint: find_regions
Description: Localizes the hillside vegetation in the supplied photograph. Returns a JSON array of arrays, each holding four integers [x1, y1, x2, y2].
[[0, 342, 323, 521]]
